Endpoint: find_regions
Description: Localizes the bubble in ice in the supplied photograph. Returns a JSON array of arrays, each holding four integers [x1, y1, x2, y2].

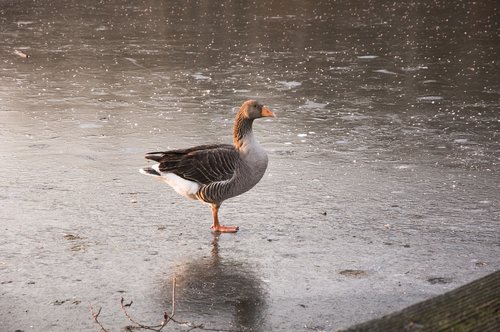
[[357, 55, 378, 59], [417, 96, 443, 101], [331, 66, 351, 71], [124, 57, 146, 69], [374, 69, 397, 75], [192, 73, 211, 80], [79, 123, 102, 129], [277, 81, 302, 89], [297, 133, 307, 137], [402, 65, 428, 72], [16, 21, 34, 26], [394, 164, 413, 169], [453, 138, 469, 144], [303, 100, 328, 109]]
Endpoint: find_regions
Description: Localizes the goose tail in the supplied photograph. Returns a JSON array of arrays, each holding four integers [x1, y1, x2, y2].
[[139, 165, 161, 177]]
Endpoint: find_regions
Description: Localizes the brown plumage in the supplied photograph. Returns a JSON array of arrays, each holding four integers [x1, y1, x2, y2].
[[140, 100, 275, 233]]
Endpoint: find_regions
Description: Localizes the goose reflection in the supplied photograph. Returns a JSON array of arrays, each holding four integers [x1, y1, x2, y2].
[[160, 234, 267, 331]]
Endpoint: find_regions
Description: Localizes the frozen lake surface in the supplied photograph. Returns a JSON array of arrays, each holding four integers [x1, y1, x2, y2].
[[1, 0, 499, 331]]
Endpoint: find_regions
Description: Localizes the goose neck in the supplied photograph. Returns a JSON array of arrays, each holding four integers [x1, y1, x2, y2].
[[233, 115, 254, 149]]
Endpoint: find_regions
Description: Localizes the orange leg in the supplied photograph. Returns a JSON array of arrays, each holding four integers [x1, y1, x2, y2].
[[210, 204, 239, 233]]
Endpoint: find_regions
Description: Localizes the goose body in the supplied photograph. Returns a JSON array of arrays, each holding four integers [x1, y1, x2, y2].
[[140, 100, 275, 232]]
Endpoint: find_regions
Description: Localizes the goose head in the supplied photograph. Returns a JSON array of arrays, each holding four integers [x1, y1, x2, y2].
[[239, 100, 275, 119]]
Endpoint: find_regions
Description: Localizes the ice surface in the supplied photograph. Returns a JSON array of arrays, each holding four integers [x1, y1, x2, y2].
[[0, 1, 498, 332]]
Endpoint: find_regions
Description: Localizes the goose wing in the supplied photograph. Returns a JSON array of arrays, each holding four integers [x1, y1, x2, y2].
[[145, 144, 240, 185]]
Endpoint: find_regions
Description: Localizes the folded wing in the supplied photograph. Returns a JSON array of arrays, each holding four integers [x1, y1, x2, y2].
[[145, 144, 239, 185]]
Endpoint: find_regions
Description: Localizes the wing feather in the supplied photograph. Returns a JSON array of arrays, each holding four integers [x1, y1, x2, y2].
[[145, 144, 239, 185]]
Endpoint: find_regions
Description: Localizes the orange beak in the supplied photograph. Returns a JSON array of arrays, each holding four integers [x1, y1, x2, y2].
[[261, 106, 276, 118]]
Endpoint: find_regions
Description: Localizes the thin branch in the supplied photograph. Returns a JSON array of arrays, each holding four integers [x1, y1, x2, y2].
[[171, 277, 176, 317], [157, 277, 177, 330], [121, 297, 165, 331], [91, 277, 242, 332], [90, 304, 109, 332], [166, 317, 241, 332]]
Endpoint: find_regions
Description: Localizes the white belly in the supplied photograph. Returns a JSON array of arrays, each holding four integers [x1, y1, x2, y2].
[[158, 169, 199, 200]]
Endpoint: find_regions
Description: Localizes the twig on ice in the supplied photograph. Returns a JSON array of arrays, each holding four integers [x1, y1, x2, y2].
[[92, 277, 242, 332], [90, 304, 109, 332], [121, 297, 165, 331], [120, 278, 175, 331], [171, 277, 176, 317]]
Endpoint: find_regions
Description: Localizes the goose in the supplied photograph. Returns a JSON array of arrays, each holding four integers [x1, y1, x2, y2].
[[140, 100, 275, 233]]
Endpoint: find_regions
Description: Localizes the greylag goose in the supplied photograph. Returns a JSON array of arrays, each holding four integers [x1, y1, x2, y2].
[[140, 100, 275, 233]]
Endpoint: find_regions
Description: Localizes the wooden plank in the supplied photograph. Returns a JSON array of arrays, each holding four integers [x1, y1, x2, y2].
[[342, 270, 500, 332]]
